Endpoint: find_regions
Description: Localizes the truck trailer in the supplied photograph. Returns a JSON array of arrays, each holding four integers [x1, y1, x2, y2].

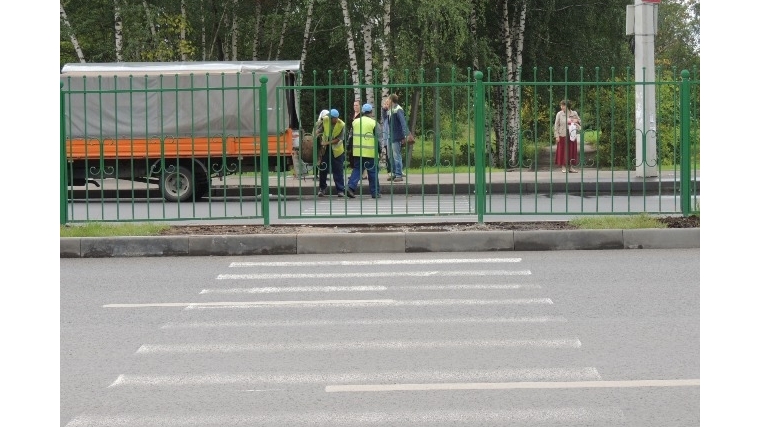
[[61, 61, 302, 202]]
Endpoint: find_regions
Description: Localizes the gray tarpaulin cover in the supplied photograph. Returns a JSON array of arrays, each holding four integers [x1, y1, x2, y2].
[[60, 61, 301, 139]]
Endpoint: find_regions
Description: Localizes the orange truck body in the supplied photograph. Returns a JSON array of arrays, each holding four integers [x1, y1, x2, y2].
[[61, 61, 302, 201], [65, 131, 294, 161]]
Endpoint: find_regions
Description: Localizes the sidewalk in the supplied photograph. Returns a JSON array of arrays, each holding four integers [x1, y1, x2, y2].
[[69, 168, 699, 199]]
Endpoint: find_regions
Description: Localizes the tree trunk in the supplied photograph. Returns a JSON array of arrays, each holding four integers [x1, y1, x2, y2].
[[231, 0, 238, 60], [340, 0, 361, 101], [223, 8, 230, 60], [114, 0, 123, 62], [60, 2, 86, 63], [252, 0, 262, 60], [181, 0, 187, 61], [267, 9, 277, 60], [494, 0, 528, 168], [142, 0, 156, 38], [506, 2, 527, 166], [201, 11, 206, 60], [275, 0, 292, 60], [298, 0, 315, 86], [380, 0, 391, 98], [209, 0, 226, 60], [361, 22, 374, 105]]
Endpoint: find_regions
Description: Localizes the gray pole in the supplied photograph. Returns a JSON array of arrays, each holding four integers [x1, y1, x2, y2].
[[626, 0, 659, 177]]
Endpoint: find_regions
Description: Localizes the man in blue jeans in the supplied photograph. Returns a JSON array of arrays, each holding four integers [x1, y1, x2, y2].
[[346, 103, 381, 198], [315, 109, 346, 197], [386, 94, 413, 182]]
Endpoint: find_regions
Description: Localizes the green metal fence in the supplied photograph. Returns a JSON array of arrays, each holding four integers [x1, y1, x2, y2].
[[60, 63, 699, 225]]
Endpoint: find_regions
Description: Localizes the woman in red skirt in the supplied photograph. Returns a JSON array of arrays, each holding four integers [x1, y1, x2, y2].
[[553, 99, 581, 173]]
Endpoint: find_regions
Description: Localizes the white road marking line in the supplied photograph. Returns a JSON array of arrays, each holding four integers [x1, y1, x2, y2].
[[135, 338, 581, 354], [325, 379, 700, 392], [160, 315, 567, 329], [103, 299, 393, 308], [390, 298, 552, 306], [108, 367, 601, 387], [65, 407, 625, 426], [229, 258, 521, 267], [217, 270, 532, 280], [106, 297, 552, 309], [199, 284, 540, 294], [401, 284, 541, 290], [200, 285, 387, 294]]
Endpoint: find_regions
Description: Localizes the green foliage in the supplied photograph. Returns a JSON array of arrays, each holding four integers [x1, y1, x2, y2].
[[582, 67, 699, 170], [569, 214, 666, 230], [59, 0, 698, 80], [138, 13, 196, 62], [656, 0, 700, 71], [583, 129, 600, 145], [586, 76, 636, 169]]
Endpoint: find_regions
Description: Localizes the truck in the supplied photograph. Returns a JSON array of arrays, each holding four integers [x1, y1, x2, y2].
[[61, 60, 303, 202]]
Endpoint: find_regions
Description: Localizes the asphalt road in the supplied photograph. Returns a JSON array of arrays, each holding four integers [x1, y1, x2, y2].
[[61, 249, 699, 426]]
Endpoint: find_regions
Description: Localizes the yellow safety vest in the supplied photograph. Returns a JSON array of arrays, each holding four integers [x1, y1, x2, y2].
[[321, 116, 345, 157], [351, 116, 377, 159]]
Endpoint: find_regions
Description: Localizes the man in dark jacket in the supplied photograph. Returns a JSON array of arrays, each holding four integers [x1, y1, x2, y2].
[[386, 94, 413, 182]]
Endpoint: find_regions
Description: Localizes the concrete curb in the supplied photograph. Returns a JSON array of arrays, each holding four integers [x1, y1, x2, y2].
[[60, 228, 699, 258]]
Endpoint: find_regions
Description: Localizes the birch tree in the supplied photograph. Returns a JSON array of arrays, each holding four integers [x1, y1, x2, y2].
[[142, 0, 156, 37], [208, 0, 227, 60], [61, 2, 86, 63], [252, 0, 262, 60], [181, 0, 187, 61], [114, 0, 123, 61], [361, 21, 374, 105], [201, 9, 206, 60], [340, 0, 361, 101], [275, 0, 292, 60], [231, 0, 238, 60], [492, 0, 527, 167], [298, 0, 316, 86], [380, 0, 391, 98]]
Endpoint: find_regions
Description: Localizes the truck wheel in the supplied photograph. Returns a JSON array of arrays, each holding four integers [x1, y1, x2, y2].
[[160, 165, 194, 202]]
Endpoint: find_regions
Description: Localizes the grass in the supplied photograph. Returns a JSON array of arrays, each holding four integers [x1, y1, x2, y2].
[[569, 214, 666, 229], [60, 222, 170, 238]]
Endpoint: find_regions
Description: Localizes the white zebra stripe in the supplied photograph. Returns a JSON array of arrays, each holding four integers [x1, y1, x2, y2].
[[108, 367, 601, 387], [136, 338, 581, 354], [229, 258, 521, 267], [217, 270, 531, 280], [161, 316, 567, 329]]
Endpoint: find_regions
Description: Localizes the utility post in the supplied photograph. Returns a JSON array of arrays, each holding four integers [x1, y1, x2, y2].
[[626, 0, 659, 177]]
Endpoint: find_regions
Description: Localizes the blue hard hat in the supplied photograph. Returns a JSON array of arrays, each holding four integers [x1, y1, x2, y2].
[[330, 108, 339, 118], [361, 103, 373, 113]]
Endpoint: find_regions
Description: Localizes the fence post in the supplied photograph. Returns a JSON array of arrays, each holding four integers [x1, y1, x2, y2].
[[679, 69, 691, 216], [259, 75, 270, 225], [60, 83, 68, 225], [473, 71, 485, 223]]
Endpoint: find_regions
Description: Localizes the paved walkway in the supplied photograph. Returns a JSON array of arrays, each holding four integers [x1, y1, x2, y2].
[[71, 167, 699, 198]]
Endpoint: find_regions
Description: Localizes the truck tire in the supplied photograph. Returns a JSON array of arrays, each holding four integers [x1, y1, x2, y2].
[[160, 165, 194, 202]]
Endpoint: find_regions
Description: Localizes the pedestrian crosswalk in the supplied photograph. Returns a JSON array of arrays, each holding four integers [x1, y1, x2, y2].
[[65, 255, 695, 426]]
